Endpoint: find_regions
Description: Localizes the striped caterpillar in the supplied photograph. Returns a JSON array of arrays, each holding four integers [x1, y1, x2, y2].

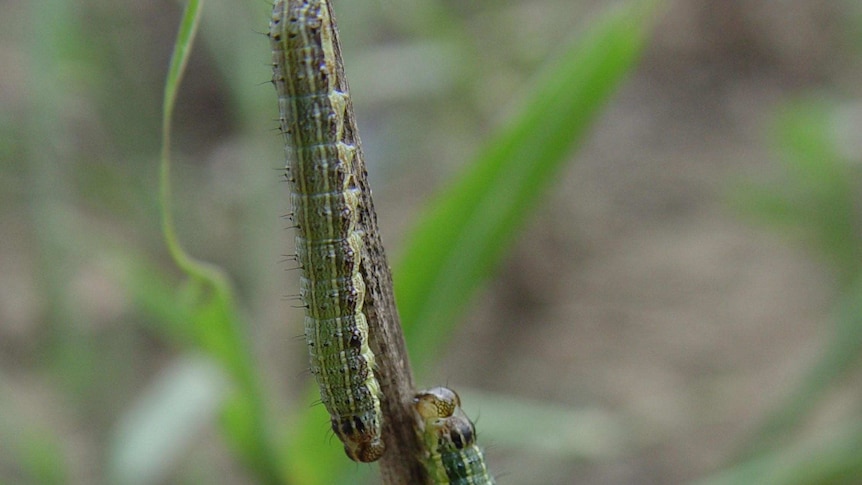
[[414, 388, 496, 484], [269, 0, 384, 462]]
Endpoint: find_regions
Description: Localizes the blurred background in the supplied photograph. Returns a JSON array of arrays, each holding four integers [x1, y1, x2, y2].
[[2, 0, 862, 484]]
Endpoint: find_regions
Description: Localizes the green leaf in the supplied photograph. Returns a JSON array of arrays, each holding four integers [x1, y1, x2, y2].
[[394, 1, 661, 366]]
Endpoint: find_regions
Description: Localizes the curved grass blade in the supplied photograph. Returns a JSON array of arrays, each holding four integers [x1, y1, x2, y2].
[[394, 1, 662, 365], [159, 1, 281, 482]]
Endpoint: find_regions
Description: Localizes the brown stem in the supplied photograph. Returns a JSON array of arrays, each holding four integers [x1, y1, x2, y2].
[[325, 1, 426, 482]]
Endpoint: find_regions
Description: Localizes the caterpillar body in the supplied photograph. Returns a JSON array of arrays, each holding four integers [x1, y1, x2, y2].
[[414, 388, 496, 485], [270, 0, 384, 463]]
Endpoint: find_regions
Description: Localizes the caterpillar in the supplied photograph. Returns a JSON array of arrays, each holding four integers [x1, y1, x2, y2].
[[414, 388, 496, 484], [270, 0, 384, 462]]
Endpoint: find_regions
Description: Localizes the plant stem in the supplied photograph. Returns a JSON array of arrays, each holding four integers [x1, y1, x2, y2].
[[322, 1, 425, 480]]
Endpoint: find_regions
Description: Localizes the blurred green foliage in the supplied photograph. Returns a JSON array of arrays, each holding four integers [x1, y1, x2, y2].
[[1, 0, 656, 482], [719, 95, 862, 484], [733, 99, 862, 281], [5, 0, 862, 484]]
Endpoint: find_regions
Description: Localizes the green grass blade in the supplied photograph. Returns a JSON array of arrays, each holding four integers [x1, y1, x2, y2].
[[158, 1, 281, 482], [394, 1, 661, 365]]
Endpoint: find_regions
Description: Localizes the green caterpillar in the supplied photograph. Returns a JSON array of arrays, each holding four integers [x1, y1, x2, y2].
[[270, 0, 384, 462], [414, 388, 496, 484]]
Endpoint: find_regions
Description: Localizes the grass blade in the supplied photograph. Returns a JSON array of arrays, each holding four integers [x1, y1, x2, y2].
[[395, 1, 661, 365], [158, 1, 281, 482]]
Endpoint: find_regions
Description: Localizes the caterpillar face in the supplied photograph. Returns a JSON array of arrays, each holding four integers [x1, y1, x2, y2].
[[414, 386, 462, 421]]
